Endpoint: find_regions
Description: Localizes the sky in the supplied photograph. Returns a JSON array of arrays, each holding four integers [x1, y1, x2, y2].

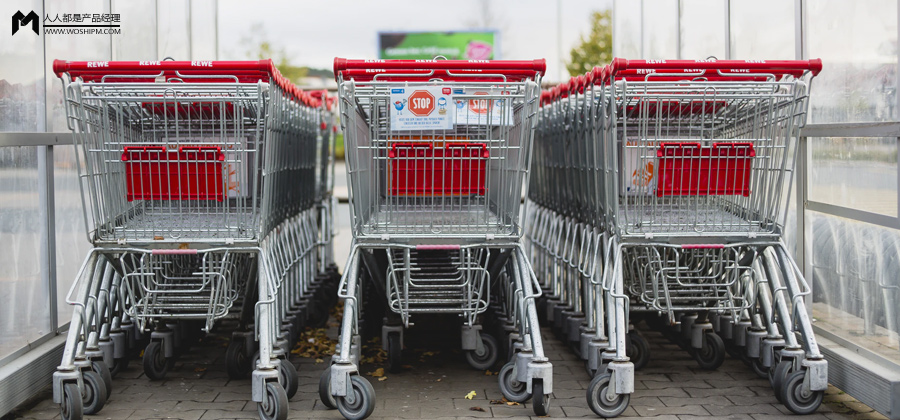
[[217, 0, 612, 83]]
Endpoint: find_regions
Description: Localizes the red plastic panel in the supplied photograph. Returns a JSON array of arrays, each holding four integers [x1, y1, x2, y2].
[[655, 142, 755, 197], [389, 142, 489, 196], [122, 145, 226, 201]]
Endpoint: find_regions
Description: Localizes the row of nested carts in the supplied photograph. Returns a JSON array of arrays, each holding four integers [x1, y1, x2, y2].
[[48, 56, 827, 420]]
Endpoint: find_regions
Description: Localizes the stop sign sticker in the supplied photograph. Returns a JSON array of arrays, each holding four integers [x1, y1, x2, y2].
[[469, 92, 490, 114], [389, 86, 453, 131], [408, 90, 435, 116]]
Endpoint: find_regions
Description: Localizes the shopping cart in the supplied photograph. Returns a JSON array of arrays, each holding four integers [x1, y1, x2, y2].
[[52, 59, 335, 420], [529, 58, 827, 417], [322, 57, 550, 419]]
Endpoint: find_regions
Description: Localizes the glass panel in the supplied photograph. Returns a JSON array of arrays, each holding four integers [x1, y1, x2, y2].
[[613, 0, 641, 58], [642, 0, 677, 59], [679, 0, 725, 60], [808, 0, 898, 123], [54, 145, 91, 325], [190, 0, 217, 60], [0, 148, 50, 361], [44, 0, 111, 133], [809, 137, 898, 216], [0, 0, 45, 132], [112, 0, 157, 60], [157, 0, 190, 60], [729, 0, 794, 60], [809, 211, 900, 365]]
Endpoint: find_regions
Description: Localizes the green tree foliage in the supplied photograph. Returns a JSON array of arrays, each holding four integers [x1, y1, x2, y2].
[[566, 10, 613, 77]]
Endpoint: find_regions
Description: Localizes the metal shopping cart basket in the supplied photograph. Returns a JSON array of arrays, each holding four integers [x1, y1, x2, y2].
[[52, 59, 334, 420], [530, 58, 827, 417], [321, 57, 551, 419]]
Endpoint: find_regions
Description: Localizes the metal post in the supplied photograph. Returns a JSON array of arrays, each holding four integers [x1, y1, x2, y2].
[[724, 0, 731, 59], [675, 0, 681, 60]]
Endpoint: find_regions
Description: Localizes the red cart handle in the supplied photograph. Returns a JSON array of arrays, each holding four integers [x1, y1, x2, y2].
[[334, 57, 546, 81], [607, 58, 822, 77]]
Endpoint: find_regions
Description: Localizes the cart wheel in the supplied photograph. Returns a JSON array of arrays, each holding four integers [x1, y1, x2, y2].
[[692, 332, 725, 370], [585, 359, 597, 378], [91, 360, 113, 397], [532, 378, 550, 416], [81, 370, 108, 415], [498, 362, 530, 402], [770, 360, 792, 404], [142, 341, 169, 380], [319, 366, 337, 409], [257, 381, 288, 420], [725, 342, 743, 359], [278, 358, 299, 400], [465, 333, 498, 370], [109, 356, 130, 378], [781, 370, 824, 414], [626, 331, 650, 371], [586, 372, 630, 418], [59, 382, 83, 420], [225, 339, 252, 379], [386, 332, 402, 374], [336, 375, 376, 420], [750, 357, 768, 379]]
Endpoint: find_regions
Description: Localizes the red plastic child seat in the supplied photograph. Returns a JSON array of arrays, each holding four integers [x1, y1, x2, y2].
[[389, 142, 489, 196], [655, 142, 755, 197], [122, 145, 226, 201]]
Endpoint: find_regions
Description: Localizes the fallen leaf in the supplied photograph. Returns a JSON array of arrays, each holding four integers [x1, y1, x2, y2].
[[315, 358, 323, 364], [193, 367, 206, 372], [465, 390, 477, 400], [484, 370, 492, 376], [436, 378, 442, 382], [470, 406, 485, 412], [506, 401, 520, 406], [378, 376, 387, 382], [490, 399, 503, 405], [368, 368, 385, 378], [401, 365, 413, 369]]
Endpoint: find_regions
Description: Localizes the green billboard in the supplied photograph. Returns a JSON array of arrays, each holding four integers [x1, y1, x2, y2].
[[378, 31, 499, 60]]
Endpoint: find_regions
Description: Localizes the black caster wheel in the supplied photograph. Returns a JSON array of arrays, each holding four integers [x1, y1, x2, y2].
[[465, 333, 499, 370], [225, 339, 252, 379], [277, 358, 299, 400], [257, 381, 288, 420], [725, 342, 744, 359], [585, 358, 597, 378], [532, 378, 551, 416], [336, 375, 376, 420], [319, 366, 337, 409], [498, 362, 530, 403], [142, 341, 169, 380], [750, 357, 768, 378], [586, 372, 630, 418], [770, 360, 792, 404], [81, 370, 108, 415], [385, 332, 402, 374], [781, 370, 824, 414], [91, 360, 113, 397], [692, 332, 725, 370], [626, 331, 651, 371], [108, 356, 130, 378], [59, 382, 83, 420]]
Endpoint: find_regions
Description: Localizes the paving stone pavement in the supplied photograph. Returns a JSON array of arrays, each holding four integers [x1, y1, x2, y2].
[[10, 318, 886, 420]]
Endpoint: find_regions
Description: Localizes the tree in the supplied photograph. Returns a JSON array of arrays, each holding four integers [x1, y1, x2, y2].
[[566, 10, 612, 78], [240, 23, 308, 83]]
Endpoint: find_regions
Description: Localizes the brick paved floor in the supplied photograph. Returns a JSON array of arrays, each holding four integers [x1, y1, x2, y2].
[[12, 316, 885, 420]]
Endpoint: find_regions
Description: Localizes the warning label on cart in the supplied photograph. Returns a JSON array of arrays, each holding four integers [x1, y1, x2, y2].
[[453, 88, 514, 126], [389, 87, 453, 131]]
